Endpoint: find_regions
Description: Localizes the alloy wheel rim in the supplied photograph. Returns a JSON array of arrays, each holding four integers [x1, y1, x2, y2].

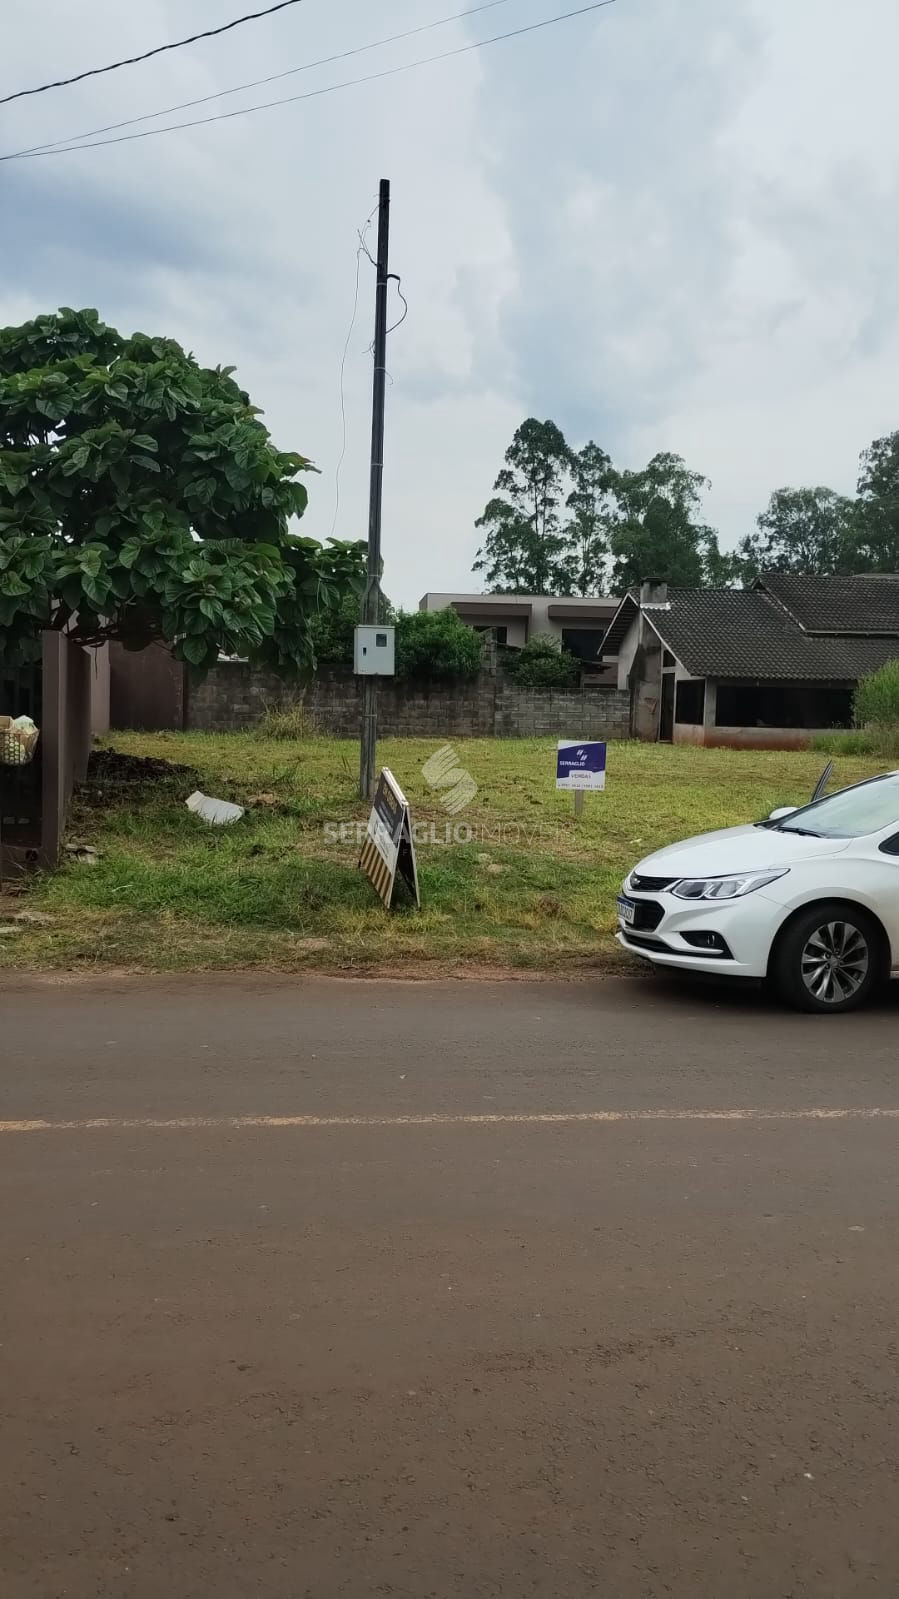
[[800, 920, 869, 1005]]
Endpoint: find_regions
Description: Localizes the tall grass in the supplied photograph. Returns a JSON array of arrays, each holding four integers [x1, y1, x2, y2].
[[812, 725, 899, 759], [816, 662, 899, 759], [254, 702, 318, 740]]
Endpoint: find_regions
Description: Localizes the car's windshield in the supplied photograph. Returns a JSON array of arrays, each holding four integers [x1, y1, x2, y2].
[[773, 774, 899, 839]]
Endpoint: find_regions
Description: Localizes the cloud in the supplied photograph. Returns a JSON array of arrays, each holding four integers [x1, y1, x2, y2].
[[3, 0, 899, 598], [472, 0, 763, 444]]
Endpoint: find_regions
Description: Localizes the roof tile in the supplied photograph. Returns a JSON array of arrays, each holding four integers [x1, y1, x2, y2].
[[761, 572, 899, 633], [637, 587, 899, 680]]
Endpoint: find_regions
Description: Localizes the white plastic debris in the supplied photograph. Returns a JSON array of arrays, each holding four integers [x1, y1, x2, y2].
[[186, 791, 245, 826]]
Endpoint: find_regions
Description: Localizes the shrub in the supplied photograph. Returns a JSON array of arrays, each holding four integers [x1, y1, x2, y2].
[[310, 590, 394, 666], [309, 592, 356, 665], [504, 634, 580, 688], [854, 659, 899, 729], [395, 609, 482, 681]]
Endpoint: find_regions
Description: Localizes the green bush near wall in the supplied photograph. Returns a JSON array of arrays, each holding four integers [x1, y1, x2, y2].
[[394, 609, 483, 681], [855, 660, 899, 729], [503, 634, 580, 689], [311, 602, 483, 682]]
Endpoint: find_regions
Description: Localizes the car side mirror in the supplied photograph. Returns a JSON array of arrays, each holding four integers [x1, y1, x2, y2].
[[768, 806, 798, 822]]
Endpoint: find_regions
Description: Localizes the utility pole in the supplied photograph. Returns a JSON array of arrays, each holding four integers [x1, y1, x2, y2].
[[359, 178, 391, 801]]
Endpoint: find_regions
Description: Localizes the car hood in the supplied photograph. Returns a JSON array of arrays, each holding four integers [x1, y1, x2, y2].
[[633, 823, 851, 882]]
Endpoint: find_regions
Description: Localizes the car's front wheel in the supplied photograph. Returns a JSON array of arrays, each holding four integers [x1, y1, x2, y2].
[[772, 902, 882, 1014]]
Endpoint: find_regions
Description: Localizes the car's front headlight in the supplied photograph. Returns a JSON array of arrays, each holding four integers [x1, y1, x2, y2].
[[671, 868, 790, 901]]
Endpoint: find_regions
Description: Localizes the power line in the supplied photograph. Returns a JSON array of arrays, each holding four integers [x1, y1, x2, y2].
[[331, 229, 410, 540], [330, 207, 378, 542], [12, 0, 516, 160], [0, 1, 617, 162], [0, 0, 306, 108]]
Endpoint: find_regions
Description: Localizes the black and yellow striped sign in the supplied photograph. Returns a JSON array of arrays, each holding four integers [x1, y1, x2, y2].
[[359, 768, 421, 911], [359, 831, 395, 907]]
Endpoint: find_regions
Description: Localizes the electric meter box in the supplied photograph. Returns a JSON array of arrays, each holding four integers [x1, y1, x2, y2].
[[354, 624, 396, 676]]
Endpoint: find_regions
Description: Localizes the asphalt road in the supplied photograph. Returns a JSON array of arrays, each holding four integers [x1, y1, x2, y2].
[[2, 973, 899, 1599]]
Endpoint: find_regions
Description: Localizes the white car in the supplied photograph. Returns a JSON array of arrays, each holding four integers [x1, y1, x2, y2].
[[618, 771, 899, 1013]]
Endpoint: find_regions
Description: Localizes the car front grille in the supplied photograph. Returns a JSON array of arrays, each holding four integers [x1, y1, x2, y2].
[[630, 873, 676, 894], [630, 900, 664, 932]]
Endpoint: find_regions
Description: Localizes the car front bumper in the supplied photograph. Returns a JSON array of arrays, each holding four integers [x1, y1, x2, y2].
[[617, 891, 786, 980]]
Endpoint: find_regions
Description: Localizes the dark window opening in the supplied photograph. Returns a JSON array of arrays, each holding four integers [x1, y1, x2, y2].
[[675, 679, 705, 725], [474, 625, 508, 645], [663, 649, 676, 669], [561, 627, 605, 663], [715, 683, 854, 730]]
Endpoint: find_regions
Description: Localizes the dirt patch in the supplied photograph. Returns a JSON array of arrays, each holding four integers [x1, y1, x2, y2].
[[77, 750, 202, 808], [85, 749, 200, 789]]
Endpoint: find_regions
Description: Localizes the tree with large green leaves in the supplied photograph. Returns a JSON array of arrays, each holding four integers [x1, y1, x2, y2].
[[0, 307, 364, 670], [736, 486, 858, 580], [473, 418, 574, 594], [606, 452, 727, 590]]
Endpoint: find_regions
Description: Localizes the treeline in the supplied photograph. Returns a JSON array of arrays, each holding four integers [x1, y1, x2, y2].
[[472, 420, 899, 593]]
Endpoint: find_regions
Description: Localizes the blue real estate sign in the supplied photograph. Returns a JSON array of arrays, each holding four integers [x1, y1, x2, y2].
[[556, 740, 607, 791]]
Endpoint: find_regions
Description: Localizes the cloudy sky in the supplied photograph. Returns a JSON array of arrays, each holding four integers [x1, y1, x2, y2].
[[3, 0, 899, 605]]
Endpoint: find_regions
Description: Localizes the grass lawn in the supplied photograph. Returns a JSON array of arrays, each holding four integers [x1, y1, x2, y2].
[[0, 732, 887, 975]]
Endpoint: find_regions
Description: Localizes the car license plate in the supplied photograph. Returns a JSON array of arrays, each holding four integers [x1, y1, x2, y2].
[[617, 897, 636, 926]]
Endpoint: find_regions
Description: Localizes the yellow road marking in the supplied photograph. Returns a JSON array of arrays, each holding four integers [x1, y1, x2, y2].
[[1, 1108, 899, 1133]]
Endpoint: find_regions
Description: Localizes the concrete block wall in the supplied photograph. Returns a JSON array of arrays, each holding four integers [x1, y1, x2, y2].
[[185, 666, 496, 738], [186, 663, 633, 741], [186, 663, 307, 733], [495, 684, 631, 739]]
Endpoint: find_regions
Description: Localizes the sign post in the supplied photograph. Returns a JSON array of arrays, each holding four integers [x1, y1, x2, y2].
[[359, 768, 421, 910], [556, 740, 607, 819]]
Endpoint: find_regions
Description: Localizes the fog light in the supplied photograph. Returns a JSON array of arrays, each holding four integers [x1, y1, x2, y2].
[[681, 930, 732, 956]]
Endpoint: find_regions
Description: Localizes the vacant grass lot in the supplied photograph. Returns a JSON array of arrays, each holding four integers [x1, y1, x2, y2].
[[0, 733, 886, 974]]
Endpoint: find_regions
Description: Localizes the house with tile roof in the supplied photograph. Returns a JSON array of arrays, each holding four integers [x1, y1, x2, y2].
[[602, 574, 899, 748], [419, 591, 620, 680]]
